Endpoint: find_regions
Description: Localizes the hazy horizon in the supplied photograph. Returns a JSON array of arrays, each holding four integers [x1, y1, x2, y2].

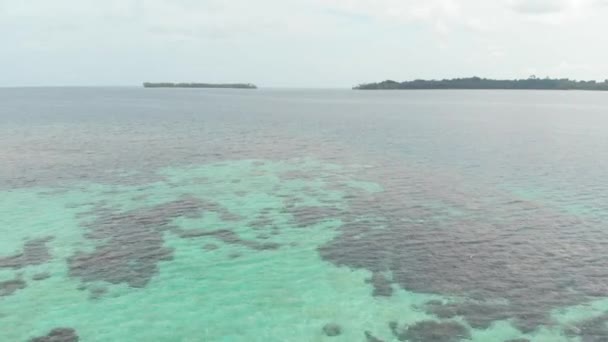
[[2, 0, 608, 87]]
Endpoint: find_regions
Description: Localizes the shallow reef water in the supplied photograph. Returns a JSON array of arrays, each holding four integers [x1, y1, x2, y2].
[[0, 158, 605, 341], [1, 88, 608, 341]]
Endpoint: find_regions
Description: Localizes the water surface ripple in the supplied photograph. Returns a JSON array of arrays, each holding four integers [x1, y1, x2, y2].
[[0, 88, 607, 341]]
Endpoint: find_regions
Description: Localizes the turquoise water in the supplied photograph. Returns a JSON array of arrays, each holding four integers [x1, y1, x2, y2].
[[1, 88, 607, 341]]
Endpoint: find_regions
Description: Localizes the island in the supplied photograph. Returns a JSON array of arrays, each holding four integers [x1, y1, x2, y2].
[[354, 76, 608, 91], [143, 82, 257, 89]]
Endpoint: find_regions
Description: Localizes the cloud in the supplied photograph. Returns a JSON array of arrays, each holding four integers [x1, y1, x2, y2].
[[1, 0, 608, 86], [318, 0, 460, 23], [315, 0, 468, 38], [488, 45, 506, 58], [507, 0, 607, 16], [556, 61, 592, 73], [508, 0, 569, 14]]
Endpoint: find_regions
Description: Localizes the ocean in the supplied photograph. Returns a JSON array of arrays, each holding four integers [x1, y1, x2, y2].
[[1, 87, 607, 341]]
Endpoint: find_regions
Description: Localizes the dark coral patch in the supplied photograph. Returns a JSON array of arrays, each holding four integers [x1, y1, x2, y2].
[[69, 195, 243, 289], [175, 228, 280, 251], [68, 236, 173, 288], [202, 243, 219, 251], [29, 327, 78, 342], [249, 216, 274, 230], [0, 277, 26, 297], [366, 272, 393, 297], [319, 164, 608, 332], [390, 320, 471, 342], [423, 301, 513, 329], [211, 229, 280, 250], [322, 323, 342, 337], [284, 205, 342, 228], [190, 198, 242, 221], [0, 237, 53, 269], [279, 170, 316, 181], [89, 286, 108, 300], [365, 331, 385, 342], [564, 313, 608, 341], [32, 272, 51, 281], [68, 196, 207, 288]]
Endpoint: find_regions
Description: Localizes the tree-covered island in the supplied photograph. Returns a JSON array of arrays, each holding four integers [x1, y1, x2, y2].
[[143, 82, 257, 89], [354, 76, 608, 91]]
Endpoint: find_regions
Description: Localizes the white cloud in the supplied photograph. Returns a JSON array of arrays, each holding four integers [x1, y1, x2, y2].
[[0, 0, 607, 86], [318, 0, 461, 25], [508, 0, 569, 14]]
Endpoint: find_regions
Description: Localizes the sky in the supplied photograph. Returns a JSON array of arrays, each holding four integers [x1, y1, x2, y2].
[[1, 0, 607, 87]]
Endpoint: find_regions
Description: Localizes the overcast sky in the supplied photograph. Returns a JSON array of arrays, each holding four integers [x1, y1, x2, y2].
[[1, 0, 607, 87]]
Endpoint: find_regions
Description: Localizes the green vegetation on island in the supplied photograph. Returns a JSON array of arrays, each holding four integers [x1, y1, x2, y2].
[[143, 82, 257, 89], [354, 76, 608, 91]]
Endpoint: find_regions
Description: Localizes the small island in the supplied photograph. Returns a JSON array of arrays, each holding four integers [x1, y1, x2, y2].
[[354, 76, 608, 91], [143, 82, 257, 89]]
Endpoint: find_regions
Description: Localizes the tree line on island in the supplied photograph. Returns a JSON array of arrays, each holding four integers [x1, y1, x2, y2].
[[354, 76, 608, 90], [143, 82, 257, 89]]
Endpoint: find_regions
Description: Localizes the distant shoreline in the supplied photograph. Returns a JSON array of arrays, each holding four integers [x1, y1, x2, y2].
[[354, 77, 608, 91], [143, 82, 257, 89]]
